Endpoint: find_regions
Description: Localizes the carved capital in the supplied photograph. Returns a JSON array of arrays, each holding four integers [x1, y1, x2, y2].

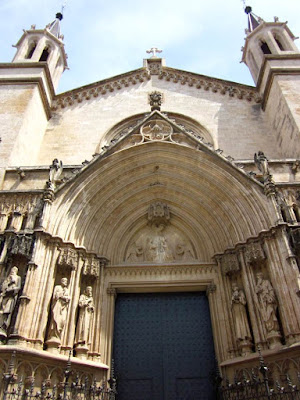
[[57, 246, 78, 270], [206, 283, 216, 295], [107, 288, 117, 296], [244, 241, 265, 267], [220, 253, 240, 276]]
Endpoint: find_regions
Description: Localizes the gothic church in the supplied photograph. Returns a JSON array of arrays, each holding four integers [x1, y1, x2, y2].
[[0, 7, 300, 400]]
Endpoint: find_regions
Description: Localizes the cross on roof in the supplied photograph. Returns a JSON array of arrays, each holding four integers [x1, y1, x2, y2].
[[146, 47, 163, 58]]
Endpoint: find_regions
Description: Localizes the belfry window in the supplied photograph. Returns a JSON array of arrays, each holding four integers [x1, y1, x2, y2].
[[26, 43, 36, 59], [274, 36, 285, 51], [260, 41, 272, 55], [39, 47, 50, 62]]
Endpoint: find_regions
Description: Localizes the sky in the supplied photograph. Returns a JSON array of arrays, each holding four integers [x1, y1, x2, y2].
[[0, 0, 299, 94]]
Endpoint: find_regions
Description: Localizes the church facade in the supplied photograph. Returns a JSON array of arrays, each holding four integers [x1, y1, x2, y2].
[[0, 8, 300, 398]]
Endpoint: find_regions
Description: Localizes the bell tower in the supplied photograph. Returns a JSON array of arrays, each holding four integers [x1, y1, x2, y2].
[[242, 6, 300, 157], [12, 12, 67, 90], [0, 14, 68, 170]]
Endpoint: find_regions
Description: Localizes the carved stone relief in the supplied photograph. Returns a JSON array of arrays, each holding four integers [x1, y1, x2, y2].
[[125, 202, 196, 263]]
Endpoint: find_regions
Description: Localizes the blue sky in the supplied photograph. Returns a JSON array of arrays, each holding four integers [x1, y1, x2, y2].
[[0, 0, 299, 94]]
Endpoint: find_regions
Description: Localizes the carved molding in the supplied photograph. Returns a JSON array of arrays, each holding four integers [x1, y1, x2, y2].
[[105, 264, 217, 278], [52, 68, 261, 111], [52, 70, 151, 110]]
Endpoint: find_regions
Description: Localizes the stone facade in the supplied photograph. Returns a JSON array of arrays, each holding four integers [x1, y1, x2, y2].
[[0, 10, 300, 392]]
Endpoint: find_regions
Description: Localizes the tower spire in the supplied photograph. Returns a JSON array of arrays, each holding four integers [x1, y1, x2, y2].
[[244, 6, 262, 33], [46, 12, 64, 39]]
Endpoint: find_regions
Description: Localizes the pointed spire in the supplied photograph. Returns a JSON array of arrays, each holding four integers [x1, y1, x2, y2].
[[46, 12, 63, 39], [245, 6, 262, 33]]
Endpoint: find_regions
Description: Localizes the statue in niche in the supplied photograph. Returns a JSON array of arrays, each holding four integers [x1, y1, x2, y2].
[[0, 266, 21, 335], [231, 283, 252, 343], [255, 272, 279, 333], [145, 224, 173, 263], [75, 286, 94, 347], [47, 277, 70, 342]]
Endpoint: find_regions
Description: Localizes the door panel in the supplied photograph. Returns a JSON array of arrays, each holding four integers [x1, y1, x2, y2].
[[113, 292, 216, 400]]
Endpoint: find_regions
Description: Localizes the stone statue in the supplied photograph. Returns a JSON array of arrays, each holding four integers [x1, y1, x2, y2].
[[231, 284, 252, 342], [75, 286, 94, 347], [0, 266, 21, 335], [47, 277, 70, 342], [254, 151, 269, 176], [255, 272, 279, 333], [145, 224, 173, 263]]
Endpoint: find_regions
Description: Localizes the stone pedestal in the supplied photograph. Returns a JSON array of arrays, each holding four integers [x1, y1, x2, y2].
[[238, 339, 252, 357], [75, 344, 89, 360], [267, 331, 281, 349], [46, 338, 61, 354]]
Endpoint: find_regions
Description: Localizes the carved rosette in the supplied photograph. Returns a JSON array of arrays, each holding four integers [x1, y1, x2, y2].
[[220, 253, 240, 276], [57, 246, 78, 270], [244, 241, 265, 267]]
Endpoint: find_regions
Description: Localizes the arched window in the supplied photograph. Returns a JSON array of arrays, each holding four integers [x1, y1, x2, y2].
[[39, 47, 50, 62], [260, 41, 272, 55], [26, 42, 37, 59]]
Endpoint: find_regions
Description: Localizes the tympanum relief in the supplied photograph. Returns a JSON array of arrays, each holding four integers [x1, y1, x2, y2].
[[125, 202, 195, 263]]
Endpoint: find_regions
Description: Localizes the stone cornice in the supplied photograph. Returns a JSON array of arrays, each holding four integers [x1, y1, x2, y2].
[[52, 66, 261, 111]]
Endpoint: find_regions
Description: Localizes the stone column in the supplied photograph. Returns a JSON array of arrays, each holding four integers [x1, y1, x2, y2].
[[239, 247, 267, 350], [87, 259, 104, 362], [104, 288, 117, 367]]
